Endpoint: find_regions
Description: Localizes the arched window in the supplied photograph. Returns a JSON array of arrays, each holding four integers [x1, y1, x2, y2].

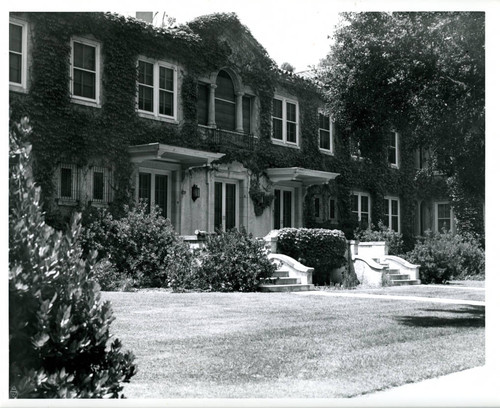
[[215, 70, 236, 131]]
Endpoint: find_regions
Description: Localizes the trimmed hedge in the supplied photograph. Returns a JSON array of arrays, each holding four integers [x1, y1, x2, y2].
[[355, 221, 405, 256], [276, 228, 347, 285], [185, 229, 276, 292]]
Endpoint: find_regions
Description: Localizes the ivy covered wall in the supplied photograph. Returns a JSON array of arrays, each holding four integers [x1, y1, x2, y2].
[[9, 11, 446, 242]]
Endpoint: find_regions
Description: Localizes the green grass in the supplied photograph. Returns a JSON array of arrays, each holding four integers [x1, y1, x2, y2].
[[103, 289, 485, 398]]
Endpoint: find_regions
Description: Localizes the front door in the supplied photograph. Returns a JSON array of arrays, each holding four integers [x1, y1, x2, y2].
[[137, 169, 171, 219]]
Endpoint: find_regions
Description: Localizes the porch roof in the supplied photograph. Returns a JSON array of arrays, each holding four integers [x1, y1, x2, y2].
[[266, 167, 340, 186], [128, 143, 225, 167]]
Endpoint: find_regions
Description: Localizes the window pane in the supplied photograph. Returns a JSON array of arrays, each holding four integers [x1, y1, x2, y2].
[[438, 203, 450, 219], [159, 90, 174, 116], [138, 173, 151, 211], [274, 189, 281, 229], [392, 216, 399, 232], [283, 190, 292, 228], [215, 99, 236, 130], [272, 118, 283, 140], [138, 61, 154, 86], [93, 171, 104, 201], [73, 69, 96, 99], [388, 146, 397, 164], [215, 70, 235, 102], [60, 168, 73, 198], [361, 196, 369, 213], [329, 199, 335, 219], [391, 199, 398, 215], [384, 199, 389, 216], [225, 183, 237, 230], [314, 197, 320, 218], [159, 66, 174, 91], [9, 53, 22, 83], [214, 182, 223, 230], [319, 113, 329, 130], [138, 85, 154, 112], [286, 102, 296, 122], [272, 99, 282, 118], [286, 122, 297, 143], [74, 42, 95, 71], [155, 174, 168, 217], [9, 23, 23, 53], [319, 129, 330, 150], [351, 195, 358, 213]]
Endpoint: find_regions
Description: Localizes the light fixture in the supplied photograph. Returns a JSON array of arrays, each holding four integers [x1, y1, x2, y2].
[[192, 184, 200, 201]]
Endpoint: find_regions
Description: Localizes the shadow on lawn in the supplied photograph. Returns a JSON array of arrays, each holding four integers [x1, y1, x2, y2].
[[395, 306, 485, 328]]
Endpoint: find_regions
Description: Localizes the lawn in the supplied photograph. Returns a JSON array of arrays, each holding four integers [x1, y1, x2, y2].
[[103, 290, 485, 399]]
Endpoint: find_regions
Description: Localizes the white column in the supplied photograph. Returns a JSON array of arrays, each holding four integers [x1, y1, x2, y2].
[[208, 84, 217, 127], [235, 91, 244, 133]]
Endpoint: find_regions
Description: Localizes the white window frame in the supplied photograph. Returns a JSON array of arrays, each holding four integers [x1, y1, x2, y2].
[[271, 96, 299, 148], [273, 186, 295, 229], [214, 178, 240, 232], [56, 163, 79, 204], [435, 201, 455, 233], [70, 37, 101, 107], [351, 191, 371, 225], [9, 17, 28, 92], [388, 131, 399, 168], [318, 111, 334, 154], [136, 167, 172, 220], [90, 166, 112, 204], [137, 56, 178, 122], [384, 196, 400, 232]]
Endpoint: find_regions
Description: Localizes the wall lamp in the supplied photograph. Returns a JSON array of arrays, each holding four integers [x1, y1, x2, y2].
[[192, 184, 200, 201]]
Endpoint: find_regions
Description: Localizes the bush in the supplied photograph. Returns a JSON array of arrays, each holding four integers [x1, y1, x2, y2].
[[277, 228, 347, 285], [405, 230, 485, 283], [81, 203, 193, 289], [190, 229, 276, 292], [9, 121, 136, 398], [355, 221, 404, 255], [92, 259, 136, 292]]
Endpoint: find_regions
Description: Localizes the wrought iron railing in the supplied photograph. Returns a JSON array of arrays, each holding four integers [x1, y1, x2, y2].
[[198, 126, 256, 151]]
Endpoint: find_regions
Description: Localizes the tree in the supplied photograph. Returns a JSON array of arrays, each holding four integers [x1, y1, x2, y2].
[[317, 12, 485, 237], [9, 118, 136, 398]]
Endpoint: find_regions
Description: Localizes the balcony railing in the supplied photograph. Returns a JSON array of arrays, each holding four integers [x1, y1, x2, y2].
[[198, 126, 256, 151]]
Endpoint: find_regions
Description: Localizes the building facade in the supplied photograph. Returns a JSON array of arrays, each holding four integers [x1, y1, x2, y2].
[[9, 12, 457, 240]]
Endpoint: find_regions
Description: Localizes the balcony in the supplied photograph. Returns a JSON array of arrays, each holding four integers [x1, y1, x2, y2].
[[198, 125, 256, 151]]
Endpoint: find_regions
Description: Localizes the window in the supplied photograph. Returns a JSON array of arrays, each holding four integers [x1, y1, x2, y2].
[[91, 166, 111, 203], [435, 202, 453, 232], [9, 18, 28, 90], [137, 58, 177, 120], [215, 70, 236, 131], [329, 198, 336, 221], [351, 192, 370, 226], [272, 97, 298, 146], [137, 169, 171, 218], [388, 131, 399, 167], [57, 164, 78, 202], [214, 180, 238, 231], [319, 112, 334, 153], [71, 37, 100, 105], [349, 137, 363, 159], [384, 197, 400, 232], [273, 187, 294, 229], [313, 196, 321, 218]]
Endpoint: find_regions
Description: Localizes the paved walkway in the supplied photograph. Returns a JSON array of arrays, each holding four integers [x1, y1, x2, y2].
[[293, 290, 485, 306]]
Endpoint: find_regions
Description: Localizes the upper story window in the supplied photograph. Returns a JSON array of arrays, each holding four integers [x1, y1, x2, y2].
[[272, 97, 298, 147], [71, 37, 101, 106], [388, 131, 399, 168], [137, 57, 177, 120], [9, 18, 28, 91], [215, 70, 236, 131], [319, 112, 334, 154], [384, 196, 400, 232], [349, 137, 363, 160], [351, 192, 370, 226]]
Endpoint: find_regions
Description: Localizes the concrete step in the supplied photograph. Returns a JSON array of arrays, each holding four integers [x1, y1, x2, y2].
[[259, 284, 315, 292], [390, 279, 421, 286], [274, 278, 300, 285], [389, 274, 410, 281], [387, 269, 401, 274]]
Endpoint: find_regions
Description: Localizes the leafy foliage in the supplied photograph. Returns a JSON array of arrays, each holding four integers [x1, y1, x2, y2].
[[405, 231, 485, 283], [354, 221, 405, 255], [276, 228, 348, 285], [9, 119, 136, 398], [318, 12, 484, 236], [186, 229, 276, 292], [81, 203, 194, 289]]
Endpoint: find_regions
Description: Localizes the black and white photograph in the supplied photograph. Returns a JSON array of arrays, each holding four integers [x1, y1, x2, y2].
[[4, 0, 499, 406]]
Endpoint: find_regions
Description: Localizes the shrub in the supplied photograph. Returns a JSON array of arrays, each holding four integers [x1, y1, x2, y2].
[[405, 230, 485, 284], [81, 203, 193, 289], [191, 229, 276, 292], [277, 228, 347, 285], [355, 221, 404, 255], [92, 259, 136, 292], [9, 121, 136, 398]]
